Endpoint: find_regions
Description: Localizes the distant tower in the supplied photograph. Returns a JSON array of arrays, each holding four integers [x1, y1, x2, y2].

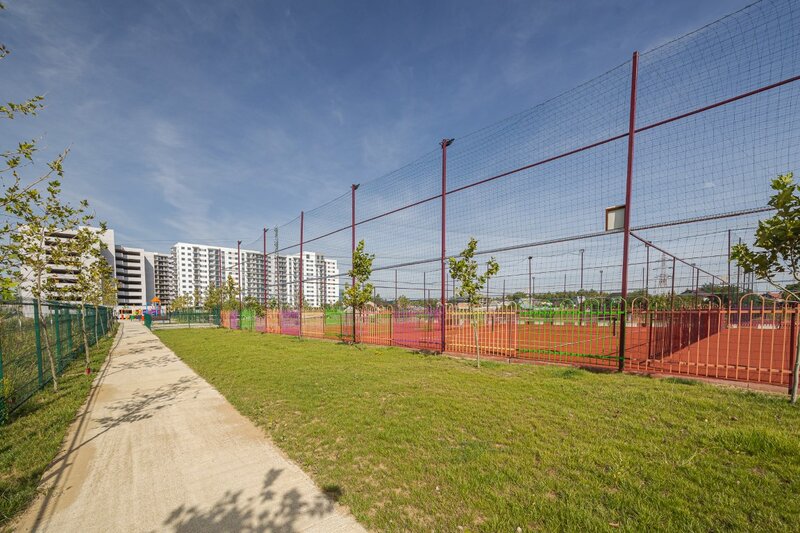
[[658, 253, 669, 289]]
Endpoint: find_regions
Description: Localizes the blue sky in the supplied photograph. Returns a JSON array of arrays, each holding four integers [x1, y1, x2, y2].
[[0, 0, 753, 256]]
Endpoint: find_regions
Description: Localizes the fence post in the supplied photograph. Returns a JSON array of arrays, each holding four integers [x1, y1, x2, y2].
[[351, 183, 359, 343], [263, 227, 268, 330], [440, 138, 453, 353], [618, 50, 639, 372], [789, 309, 797, 396], [66, 306, 74, 356], [389, 307, 394, 346], [33, 299, 44, 388], [299, 210, 304, 338], [54, 305, 62, 373]]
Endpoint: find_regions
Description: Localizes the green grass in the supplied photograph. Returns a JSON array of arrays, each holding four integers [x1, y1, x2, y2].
[[0, 331, 116, 530], [156, 328, 800, 532]]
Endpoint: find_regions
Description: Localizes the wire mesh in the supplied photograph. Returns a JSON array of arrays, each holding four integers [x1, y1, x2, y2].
[[0, 300, 115, 422], [224, 0, 800, 388]]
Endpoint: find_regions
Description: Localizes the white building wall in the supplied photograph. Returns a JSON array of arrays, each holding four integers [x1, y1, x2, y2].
[[115, 245, 146, 308], [18, 226, 116, 304], [143, 251, 155, 304], [170, 242, 338, 308], [153, 252, 175, 306]]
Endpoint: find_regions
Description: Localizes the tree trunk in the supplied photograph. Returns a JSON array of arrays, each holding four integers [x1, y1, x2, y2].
[[94, 305, 99, 342], [38, 304, 58, 392], [352, 306, 357, 344], [472, 317, 480, 368], [81, 305, 91, 374]]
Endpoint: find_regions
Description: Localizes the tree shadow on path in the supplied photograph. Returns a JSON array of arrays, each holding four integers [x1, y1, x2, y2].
[[161, 468, 340, 532]]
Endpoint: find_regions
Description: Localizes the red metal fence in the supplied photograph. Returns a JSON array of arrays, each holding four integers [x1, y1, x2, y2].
[[218, 296, 798, 389]]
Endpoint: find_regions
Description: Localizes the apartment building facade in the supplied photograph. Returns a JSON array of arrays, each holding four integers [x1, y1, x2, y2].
[[171, 242, 339, 307], [153, 253, 175, 307], [17, 226, 340, 311], [115, 245, 147, 308], [18, 226, 117, 304]]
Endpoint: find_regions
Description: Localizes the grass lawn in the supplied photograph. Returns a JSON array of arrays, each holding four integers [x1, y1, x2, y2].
[[0, 331, 116, 530], [156, 328, 800, 532]]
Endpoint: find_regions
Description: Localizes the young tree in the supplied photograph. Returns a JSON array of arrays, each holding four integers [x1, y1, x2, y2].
[[731, 172, 800, 403], [342, 240, 374, 343], [204, 284, 222, 311], [221, 275, 239, 310], [396, 295, 411, 310], [192, 286, 202, 309], [449, 237, 499, 367], [1, 4, 91, 391], [10, 180, 93, 391], [243, 296, 265, 316], [90, 249, 117, 350], [0, 4, 67, 299], [171, 293, 192, 312], [68, 225, 113, 373]]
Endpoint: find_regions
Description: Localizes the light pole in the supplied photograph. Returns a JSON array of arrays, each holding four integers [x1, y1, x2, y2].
[[599, 269, 604, 294], [528, 256, 532, 308], [579, 249, 585, 293]]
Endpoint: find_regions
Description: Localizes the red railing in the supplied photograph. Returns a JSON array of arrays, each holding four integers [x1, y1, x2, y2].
[[217, 296, 798, 389]]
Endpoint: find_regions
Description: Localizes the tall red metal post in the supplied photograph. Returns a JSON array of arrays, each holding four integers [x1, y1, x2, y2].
[[237, 240, 242, 310], [263, 227, 267, 306], [727, 229, 732, 305], [351, 184, 358, 343], [263, 227, 268, 331], [440, 138, 453, 353], [299, 211, 304, 337], [618, 51, 639, 372]]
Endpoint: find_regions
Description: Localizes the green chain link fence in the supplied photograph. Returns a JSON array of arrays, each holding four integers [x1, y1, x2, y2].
[[0, 299, 115, 424]]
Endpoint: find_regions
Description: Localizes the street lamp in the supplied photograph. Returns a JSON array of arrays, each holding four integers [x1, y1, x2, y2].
[[599, 269, 604, 294]]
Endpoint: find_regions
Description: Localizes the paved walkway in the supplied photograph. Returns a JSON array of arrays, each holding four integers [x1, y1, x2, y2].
[[17, 321, 366, 533]]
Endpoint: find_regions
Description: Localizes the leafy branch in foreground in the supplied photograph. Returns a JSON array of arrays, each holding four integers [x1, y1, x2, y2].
[[731, 172, 800, 403]]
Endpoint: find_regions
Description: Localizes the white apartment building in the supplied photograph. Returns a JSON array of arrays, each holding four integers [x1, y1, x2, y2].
[[17, 227, 340, 311], [153, 252, 175, 307], [115, 245, 147, 308], [18, 226, 116, 304], [171, 242, 339, 307], [285, 252, 339, 307]]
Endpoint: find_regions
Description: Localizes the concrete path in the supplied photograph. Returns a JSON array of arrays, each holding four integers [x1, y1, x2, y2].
[[17, 321, 366, 533]]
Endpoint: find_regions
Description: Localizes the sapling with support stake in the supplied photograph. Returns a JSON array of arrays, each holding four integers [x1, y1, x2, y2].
[[343, 239, 374, 344], [449, 237, 499, 368], [731, 172, 800, 403]]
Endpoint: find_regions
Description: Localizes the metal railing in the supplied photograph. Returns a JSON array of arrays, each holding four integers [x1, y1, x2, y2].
[[217, 295, 798, 390]]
